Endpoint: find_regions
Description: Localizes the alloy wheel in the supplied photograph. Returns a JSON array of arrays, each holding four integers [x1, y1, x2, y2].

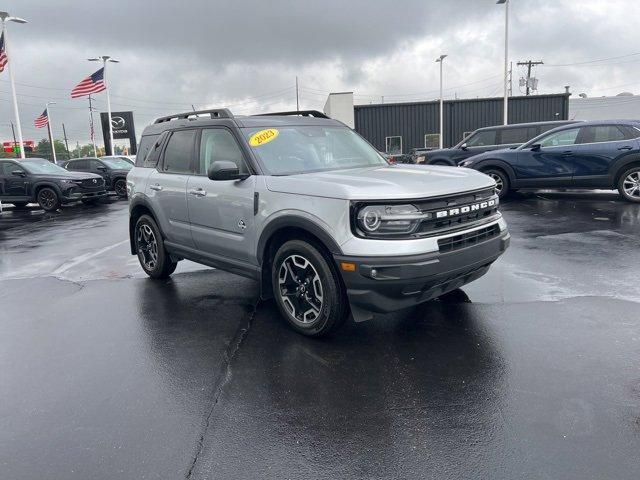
[[39, 189, 56, 210], [622, 171, 640, 198], [137, 224, 158, 270], [488, 172, 504, 195], [277, 254, 324, 325], [115, 180, 127, 197]]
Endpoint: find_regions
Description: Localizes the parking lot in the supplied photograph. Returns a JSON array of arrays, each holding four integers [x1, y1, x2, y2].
[[1, 192, 639, 479]]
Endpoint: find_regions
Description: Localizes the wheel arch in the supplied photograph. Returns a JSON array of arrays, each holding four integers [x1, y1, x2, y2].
[[129, 197, 159, 255], [474, 159, 517, 185], [611, 155, 640, 188], [257, 216, 342, 300], [427, 157, 456, 166], [33, 182, 62, 200]]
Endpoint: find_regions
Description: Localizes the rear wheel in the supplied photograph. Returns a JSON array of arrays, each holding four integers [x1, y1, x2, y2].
[[134, 214, 177, 279], [114, 178, 127, 198], [37, 187, 60, 212], [483, 168, 510, 199], [271, 239, 348, 337], [618, 166, 640, 203]]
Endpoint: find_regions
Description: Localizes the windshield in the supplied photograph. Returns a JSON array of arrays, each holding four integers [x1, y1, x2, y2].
[[21, 159, 69, 175], [241, 125, 387, 175], [101, 157, 133, 169]]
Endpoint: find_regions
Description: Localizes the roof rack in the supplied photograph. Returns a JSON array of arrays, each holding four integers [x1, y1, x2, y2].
[[254, 110, 329, 119], [154, 108, 234, 124]]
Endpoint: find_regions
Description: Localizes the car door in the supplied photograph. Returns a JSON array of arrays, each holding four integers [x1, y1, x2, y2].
[[147, 129, 197, 249], [513, 127, 580, 186], [0, 161, 29, 199], [88, 159, 110, 186], [186, 127, 256, 263], [569, 124, 639, 186]]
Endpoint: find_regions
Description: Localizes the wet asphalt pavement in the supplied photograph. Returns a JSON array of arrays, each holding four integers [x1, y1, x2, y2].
[[1, 192, 639, 479]]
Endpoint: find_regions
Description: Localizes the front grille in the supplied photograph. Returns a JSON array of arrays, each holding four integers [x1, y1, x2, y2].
[[438, 224, 500, 253], [78, 178, 104, 190]]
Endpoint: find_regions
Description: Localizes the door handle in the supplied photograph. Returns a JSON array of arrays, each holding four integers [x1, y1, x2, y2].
[[188, 188, 206, 197], [618, 146, 633, 151], [562, 150, 573, 155], [149, 184, 163, 191]]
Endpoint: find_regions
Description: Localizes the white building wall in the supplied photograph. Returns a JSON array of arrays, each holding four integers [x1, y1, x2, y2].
[[323, 92, 355, 128], [569, 95, 640, 121]]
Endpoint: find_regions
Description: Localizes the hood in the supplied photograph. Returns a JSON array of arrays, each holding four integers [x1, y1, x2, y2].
[[265, 165, 495, 200], [32, 171, 103, 181], [466, 147, 515, 163], [423, 147, 457, 157]]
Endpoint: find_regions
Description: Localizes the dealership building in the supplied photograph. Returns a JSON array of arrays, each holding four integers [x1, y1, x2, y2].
[[324, 92, 571, 153]]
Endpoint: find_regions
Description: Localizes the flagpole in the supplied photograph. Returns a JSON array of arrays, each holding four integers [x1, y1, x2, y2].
[[103, 57, 114, 156], [1, 17, 26, 159], [45, 102, 57, 164], [89, 95, 97, 156]]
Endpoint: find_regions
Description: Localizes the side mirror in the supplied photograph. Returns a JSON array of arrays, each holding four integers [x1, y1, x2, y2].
[[530, 143, 541, 151], [207, 161, 249, 181], [460, 143, 468, 150], [97, 166, 107, 172], [11, 170, 26, 177]]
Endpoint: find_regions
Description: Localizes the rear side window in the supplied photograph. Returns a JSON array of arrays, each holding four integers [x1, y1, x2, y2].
[[466, 130, 496, 147], [579, 125, 626, 144], [500, 127, 529, 144], [162, 130, 196, 174], [540, 128, 580, 147], [136, 134, 160, 167], [68, 160, 89, 170]]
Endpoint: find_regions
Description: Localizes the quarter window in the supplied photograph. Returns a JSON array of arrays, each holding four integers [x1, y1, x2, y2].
[[539, 128, 580, 147], [135, 134, 159, 167], [385, 136, 402, 155], [162, 130, 196, 174], [500, 127, 529, 144], [198, 129, 248, 176]]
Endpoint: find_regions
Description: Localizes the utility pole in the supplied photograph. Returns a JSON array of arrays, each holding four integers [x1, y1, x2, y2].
[[10, 121, 18, 158], [62, 123, 70, 159], [436, 54, 447, 149], [295, 76, 299, 111], [508, 61, 513, 97], [381, 95, 384, 104], [517, 60, 543, 95], [76, 140, 80, 158]]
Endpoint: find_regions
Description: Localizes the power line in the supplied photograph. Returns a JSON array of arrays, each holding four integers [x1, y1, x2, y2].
[[544, 52, 640, 67]]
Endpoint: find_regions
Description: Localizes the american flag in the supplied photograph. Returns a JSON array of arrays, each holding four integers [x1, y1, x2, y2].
[[34, 109, 49, 128], [71, 67, 106, 98], [0, 32, 8, 73]]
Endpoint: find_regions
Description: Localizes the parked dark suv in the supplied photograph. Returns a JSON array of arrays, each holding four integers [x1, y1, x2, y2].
[[63, 157, 132, 197], [421, 121, 577, 166], [0, 158, 106, 211], [458, 120, 640, 202]]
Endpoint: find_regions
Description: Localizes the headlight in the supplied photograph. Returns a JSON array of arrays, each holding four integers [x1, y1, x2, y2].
[[58, 179, 76, 185], [356, 204, 422, 237]]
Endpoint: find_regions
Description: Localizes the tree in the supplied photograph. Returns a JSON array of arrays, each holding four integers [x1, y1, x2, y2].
[[33, 139, 70, 161]]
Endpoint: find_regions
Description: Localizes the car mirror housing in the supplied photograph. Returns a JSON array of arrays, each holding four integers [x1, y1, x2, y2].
[[11, 170, 26, 177], [530, 143, 542, 151], [207, 161, 249, 181], [460, 143, 468, 150]]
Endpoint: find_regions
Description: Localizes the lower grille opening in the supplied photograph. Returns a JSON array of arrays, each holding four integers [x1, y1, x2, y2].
[[438, 224, 500, 253]]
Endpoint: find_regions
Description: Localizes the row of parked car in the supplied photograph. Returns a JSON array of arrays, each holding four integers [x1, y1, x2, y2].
[[0, 155, 134, 212], [398, 119, 640, 202]]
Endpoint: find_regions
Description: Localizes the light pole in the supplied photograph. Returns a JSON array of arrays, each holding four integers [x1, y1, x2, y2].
[[436, 54, 447, 149], [88, 55, 119, 155], [0, 11, 27, 159], [45, 101, 57, 164], [497, 0, 509, 125]]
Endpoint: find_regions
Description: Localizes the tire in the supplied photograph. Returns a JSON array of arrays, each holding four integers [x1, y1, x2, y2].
[[37, 187, 61, 212], [114, 178, 127, 198], [482, 168, 510, 199], [271, 239, 348, 337], [12, 202, 28, 208], [134, 214, 177, 279], [617, 165, 640, 203]]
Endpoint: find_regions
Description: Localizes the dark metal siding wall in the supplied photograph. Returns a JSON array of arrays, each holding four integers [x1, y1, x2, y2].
[[354, 94, 570, 151]]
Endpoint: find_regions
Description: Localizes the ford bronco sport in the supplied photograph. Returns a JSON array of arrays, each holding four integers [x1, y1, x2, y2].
[[128, 109, 509, 337]]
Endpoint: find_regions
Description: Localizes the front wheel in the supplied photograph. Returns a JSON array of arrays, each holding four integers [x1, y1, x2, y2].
[[618, 166, 640, 203], [134, 214, 177, 279], [37, 187, 60, 212], [114, 178, 127, 198], [482, 168, 510, 199], [271, 239, 348, 337]]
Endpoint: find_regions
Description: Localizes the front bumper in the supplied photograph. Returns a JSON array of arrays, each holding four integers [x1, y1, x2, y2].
[[61, 189, 107, 203], [334, 228, 510, 321]]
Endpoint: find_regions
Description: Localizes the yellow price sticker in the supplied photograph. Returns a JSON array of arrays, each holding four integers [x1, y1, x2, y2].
[[249, 128, 279, 147]]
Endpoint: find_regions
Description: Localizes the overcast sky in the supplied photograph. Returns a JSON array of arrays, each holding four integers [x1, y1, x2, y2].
[[2, 0, 639, 147]]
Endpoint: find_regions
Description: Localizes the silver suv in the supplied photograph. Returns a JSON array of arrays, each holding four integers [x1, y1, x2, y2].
[[128, 109, 509, 337]]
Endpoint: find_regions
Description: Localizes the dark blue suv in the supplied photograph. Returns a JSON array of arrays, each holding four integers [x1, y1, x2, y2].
[[458, 120, 640, 202]]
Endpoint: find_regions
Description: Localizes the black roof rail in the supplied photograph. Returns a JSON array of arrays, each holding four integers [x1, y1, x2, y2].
[[154, 108, 234, 124], [254, 110, 329, 119]]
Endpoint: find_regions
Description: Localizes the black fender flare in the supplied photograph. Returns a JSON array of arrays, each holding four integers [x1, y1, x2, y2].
[[609, 153, 640, 187], [426, 157, 456, 166], [472, 159, 517, 186], [256, 214, 342, 266], [128, 195, 158, 254]]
